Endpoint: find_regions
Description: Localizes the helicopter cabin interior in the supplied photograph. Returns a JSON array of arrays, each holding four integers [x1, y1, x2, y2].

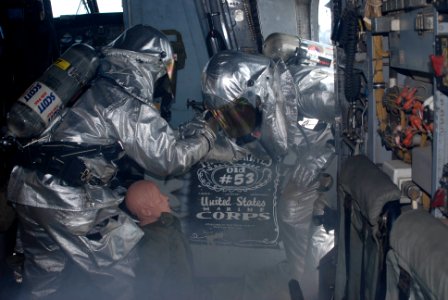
[[0, 0, 448, 299]]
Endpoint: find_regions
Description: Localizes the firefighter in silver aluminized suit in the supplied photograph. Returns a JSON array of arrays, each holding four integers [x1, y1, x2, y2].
[[7, 24, 216, 300], [201, 50, 335, 284]]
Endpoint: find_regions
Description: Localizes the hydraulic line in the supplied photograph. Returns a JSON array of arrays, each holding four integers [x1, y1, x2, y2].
[[341, 7, 359, 103]]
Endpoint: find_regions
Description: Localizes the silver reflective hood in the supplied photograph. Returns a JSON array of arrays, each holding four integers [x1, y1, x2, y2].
[[106, 24, 173, 70], [202, 50, 291, 157], [202, 50, 273, 109]]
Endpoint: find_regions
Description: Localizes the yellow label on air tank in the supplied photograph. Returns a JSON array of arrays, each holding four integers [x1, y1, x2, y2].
[[54, 58, 71, 70]]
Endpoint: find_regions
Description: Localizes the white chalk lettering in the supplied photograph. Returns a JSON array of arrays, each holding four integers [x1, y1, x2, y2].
[[196, 211, 271, 221], [201, 196, 232, 206], [236, 196, 266, 207]]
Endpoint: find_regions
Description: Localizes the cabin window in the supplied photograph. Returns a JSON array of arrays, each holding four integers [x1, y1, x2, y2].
[[318, 0, 332, 44], [51, 0, 123, 17]]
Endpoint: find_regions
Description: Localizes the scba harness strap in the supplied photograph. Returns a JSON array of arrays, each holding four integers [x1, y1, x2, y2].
[[17, 141, 124, 187]]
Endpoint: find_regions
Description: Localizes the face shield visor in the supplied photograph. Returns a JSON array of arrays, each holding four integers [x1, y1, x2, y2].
[[153, 55, 175, 101], [207, 96, 258, 138]]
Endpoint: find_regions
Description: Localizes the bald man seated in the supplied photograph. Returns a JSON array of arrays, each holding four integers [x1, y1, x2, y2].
[[125, 180, 195, 300]]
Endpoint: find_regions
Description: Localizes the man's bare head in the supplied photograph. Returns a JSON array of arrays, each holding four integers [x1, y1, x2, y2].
[[125, 180, 171, 226]]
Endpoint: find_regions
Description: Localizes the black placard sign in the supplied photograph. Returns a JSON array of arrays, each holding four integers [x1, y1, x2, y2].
[[183, 155, 280, 248]]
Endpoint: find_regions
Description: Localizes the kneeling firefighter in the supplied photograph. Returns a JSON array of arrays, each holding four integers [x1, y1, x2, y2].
[[7, 24, 216, 300], [201, 50, 335, 283]]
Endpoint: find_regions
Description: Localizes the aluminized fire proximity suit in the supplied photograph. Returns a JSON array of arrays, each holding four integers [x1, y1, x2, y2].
[[201, 50, 335, 283], [7, 24, 216, 300]]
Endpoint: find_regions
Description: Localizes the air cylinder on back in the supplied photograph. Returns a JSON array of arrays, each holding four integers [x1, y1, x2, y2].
[[7, 43, 99, 138]]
